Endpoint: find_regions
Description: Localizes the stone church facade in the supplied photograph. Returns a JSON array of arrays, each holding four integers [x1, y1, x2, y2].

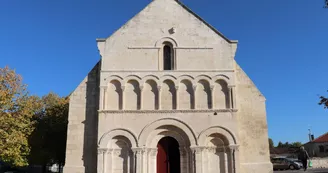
[[63, 0, 273, 173]]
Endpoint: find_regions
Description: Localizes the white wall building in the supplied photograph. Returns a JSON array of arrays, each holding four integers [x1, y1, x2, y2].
[[63, 0, 272, 173]]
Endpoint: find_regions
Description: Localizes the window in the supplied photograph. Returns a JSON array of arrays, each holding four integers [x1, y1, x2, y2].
[[319, 145, 324, 153], [163, 43, 174, 70]]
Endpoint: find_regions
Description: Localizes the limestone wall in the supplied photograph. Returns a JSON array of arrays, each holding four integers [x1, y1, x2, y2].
[[310, 158, 328, 168], [63, 62, 100, 173], [235, 62, 273, 173], [97, 0, 237, 71]]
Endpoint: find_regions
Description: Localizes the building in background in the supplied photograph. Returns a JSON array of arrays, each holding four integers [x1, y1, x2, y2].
[[304, 132, 328, 157]]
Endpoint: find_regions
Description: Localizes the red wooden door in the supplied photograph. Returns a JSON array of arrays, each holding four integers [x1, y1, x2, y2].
[[157, 143, 168, 173]]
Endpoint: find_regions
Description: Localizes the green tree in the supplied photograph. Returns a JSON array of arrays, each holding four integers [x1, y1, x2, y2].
[[268, 138, 274, 148], [0, 66, 42, 167], [319, 91, 328, 109], [29, 93, 69, 172], [277, 141, 283, 148], [291, 142, 302, 148]]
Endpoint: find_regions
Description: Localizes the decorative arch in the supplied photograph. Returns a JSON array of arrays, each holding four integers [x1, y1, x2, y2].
[[212, 75, 230, 85], [196, 79, 212, 109], [177, 75, 195, 85], [107, 80, 123, 110], [141, 75, 160, 85], [179, 79, 194, 109], [138, 118, 197, 147], [214, 79, 230, 109], [159, 75, 177, 86], [155, 37, 178, 48], [143, 79, 159, 110], [198, 126, 237, 146], [195, 75, 213, 86], [105, 75, 124, 85], [98, 128, 138, 148], [123, 75, 142, 85], [125, 79, 141, 110]]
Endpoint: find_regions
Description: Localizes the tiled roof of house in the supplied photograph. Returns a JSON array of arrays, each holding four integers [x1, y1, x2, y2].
[[312, 132, 328, 143]]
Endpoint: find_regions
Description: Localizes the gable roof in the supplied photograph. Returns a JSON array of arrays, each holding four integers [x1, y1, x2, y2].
[[311, 132, 328, 143], [97, 0, 237, 44], [174, 1, 237, 44]]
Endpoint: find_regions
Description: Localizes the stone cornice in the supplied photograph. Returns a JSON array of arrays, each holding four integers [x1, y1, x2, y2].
[[98, 109, 238, 114]]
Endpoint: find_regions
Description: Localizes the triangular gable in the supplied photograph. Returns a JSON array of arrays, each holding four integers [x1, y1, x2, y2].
[[97, 0, 237, 44]]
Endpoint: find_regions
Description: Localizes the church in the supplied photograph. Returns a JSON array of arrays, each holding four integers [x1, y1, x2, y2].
[[63, 0, 273, 173]]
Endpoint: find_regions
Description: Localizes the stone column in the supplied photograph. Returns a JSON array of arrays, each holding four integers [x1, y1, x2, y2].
[[121, 86, 125, 110], [179, 147, 187, 173], [206, 147, 216, 173], [228, 145, 240, 173], [104, 88, 108, 110], [139, 86, 144, 110], [157, 86, 162, 110], [193, 85, 197, 109], [228, 85, 236, 109], [191, 146, 203, 173], [132, 148, 144, 173], [202, 147, 209, 173], [148, 148, 158, 173], [97, 148, 105, 173], [99, 87, 105, 110], [228, 86, 233, 109], [175, 86, 179, 110], [97, 148, 112, 173], [128, 150, 134, 173], [210, 85, 215, 109]]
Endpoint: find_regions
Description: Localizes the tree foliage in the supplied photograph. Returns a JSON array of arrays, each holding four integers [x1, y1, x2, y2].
[[276, 141, 303, 148], [319, 91, 328, 109], [0, 66, 42, 166], [29, 93, 69, 168], [268, 138, 274, 148]]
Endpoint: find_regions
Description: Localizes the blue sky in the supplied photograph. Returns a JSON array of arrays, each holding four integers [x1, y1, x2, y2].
[[0, 0, 327, 145]]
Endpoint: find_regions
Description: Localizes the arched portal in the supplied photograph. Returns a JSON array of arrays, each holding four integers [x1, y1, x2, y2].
[[157, 137, 180, 173]]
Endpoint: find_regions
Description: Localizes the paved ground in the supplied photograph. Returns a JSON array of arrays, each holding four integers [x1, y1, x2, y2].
[[274, 168, 328, 173]]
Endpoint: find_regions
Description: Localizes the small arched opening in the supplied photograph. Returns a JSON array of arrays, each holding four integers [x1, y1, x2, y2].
[[163, 42, 174, 70]]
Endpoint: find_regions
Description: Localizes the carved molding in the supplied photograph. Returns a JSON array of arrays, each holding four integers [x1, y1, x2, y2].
[[210, 85, 215, 91], [132, 148, 145, 155], [190, 146, 206, 154], [192, 85, 197, 91], [98, 109, 238, 114], [229, 144, 240, 152], [148, 148, 158, 157]]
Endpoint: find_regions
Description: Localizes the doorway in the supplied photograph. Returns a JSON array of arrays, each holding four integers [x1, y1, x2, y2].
[[157, 137, 180, 173]]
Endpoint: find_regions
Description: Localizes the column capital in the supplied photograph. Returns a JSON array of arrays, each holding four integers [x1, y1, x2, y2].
[[190, 146, 206, 154], [139, 85, 144, 91], [229, 144, 239, 151], [228, 85, 236, 89], [210, 85, 215, 91], [157, 86, 162, 91], [121, 86, 125, 91], [148, 148, 158, 156], [175, 85, 179, 90], [98, 148, 109, 154], [193, 85, 197, 91], [132, 147, 145, 155]]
